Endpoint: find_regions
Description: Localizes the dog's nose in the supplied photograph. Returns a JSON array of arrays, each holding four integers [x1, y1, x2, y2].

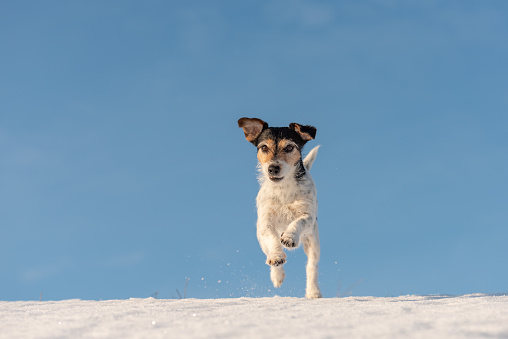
[[268, 165, 281, 176]]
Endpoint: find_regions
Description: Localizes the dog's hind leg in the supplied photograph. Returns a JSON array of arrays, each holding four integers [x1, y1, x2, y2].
[[270, 266, 285, 288], [303, 227, 322, 298]]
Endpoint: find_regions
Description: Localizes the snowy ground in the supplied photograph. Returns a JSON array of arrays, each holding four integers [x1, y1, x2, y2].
[[1, 294, 507, 338]]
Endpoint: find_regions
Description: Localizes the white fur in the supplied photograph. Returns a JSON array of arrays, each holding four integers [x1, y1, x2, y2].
[[255, 146, 322, 298]]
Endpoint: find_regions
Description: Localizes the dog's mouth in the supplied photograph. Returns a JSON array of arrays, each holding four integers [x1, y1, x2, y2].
[[269, 176, 284, 182]]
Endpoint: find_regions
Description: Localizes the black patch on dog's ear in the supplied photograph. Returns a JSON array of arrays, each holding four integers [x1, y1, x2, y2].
[[289, 123, 317, 142], [238, 117, 268, 144]]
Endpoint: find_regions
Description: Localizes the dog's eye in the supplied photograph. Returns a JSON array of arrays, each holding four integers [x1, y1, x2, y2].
[[284, 145, 294, 152], [260, 145, 269, 152]]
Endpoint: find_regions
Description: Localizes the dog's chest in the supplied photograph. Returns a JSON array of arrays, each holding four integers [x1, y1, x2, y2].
[[256, 180, 314, 225]]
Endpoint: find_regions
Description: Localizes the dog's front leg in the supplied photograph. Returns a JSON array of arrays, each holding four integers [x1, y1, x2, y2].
[[257, 218, 287, 288], [280, 214, 313, 248], [257, 218, 286, 267]]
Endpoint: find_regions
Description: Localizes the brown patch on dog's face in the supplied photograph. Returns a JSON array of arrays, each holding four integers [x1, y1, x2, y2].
[[257, 139, 276, 165], [277, 139, 301, 166], [257, 138, 300, 165]]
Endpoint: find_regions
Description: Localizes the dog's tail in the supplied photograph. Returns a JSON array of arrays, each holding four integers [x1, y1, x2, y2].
[[303, 145, 320, 171]]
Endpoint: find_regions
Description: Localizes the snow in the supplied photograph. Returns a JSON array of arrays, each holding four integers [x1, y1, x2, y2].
[[1, 294, 507, 338]]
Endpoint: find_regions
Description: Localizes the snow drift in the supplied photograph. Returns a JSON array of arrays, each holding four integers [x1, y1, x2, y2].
[[1, 294, 507, 338]]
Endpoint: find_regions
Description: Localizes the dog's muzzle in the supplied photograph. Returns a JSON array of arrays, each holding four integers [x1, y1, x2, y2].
[[268, 164, 283, 182]]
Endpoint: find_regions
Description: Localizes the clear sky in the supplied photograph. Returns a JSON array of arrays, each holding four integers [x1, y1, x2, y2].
[[1, 0, 507, 301]]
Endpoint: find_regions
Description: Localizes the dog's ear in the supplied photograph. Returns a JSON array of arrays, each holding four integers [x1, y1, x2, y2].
[[238, 117, 268, 143], [289, 123, 317, 142]]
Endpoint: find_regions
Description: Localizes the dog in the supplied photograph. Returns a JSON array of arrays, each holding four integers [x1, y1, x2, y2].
[[238, 117, 322, 298]]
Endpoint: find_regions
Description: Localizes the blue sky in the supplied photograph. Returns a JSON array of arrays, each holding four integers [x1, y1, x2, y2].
[[1, 0, 507, 300]]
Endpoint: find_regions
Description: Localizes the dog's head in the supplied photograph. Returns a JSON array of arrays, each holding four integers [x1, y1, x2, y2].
[[238, 117, 316, 183]]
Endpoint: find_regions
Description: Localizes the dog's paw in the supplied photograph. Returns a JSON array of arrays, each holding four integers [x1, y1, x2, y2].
[[280, 232, 299, 248], [266, 252, 286, 266], [305, 287, 322, 299]]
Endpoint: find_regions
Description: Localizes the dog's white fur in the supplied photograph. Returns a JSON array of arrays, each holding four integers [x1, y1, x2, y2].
[[256, 145, 322, 298]]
